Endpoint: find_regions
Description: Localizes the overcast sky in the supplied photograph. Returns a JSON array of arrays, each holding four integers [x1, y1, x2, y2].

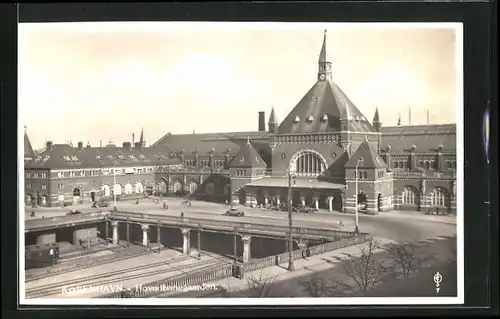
[[19, 22, 461, 149]]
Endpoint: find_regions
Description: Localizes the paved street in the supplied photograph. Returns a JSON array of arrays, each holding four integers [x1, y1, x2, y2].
[[25, 197, 457, 242]]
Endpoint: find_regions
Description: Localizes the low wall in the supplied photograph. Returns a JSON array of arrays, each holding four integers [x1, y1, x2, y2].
[[98, 233, 371, 299]]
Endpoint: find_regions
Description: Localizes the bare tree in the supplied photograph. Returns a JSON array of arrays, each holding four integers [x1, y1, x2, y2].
[[299, 272, 334, 297], [328, 238, 387, 296], [385, 241, 436, 279], [245, 269, 279, 297]]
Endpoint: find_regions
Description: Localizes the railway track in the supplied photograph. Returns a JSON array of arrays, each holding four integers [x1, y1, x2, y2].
[[26, 256, 227, 298], [25, 247, 154, 282]]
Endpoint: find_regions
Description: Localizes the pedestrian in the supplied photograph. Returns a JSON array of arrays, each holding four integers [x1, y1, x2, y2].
[[181, 212, 184, 218], [163, 201, 166, 210]]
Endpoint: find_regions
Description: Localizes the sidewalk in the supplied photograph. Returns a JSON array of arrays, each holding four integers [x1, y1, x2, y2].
[[157, 238, 396, 298]]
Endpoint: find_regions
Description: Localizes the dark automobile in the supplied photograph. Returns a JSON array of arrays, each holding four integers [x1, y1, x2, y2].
[[66, 209, 82, 215], [25, 243, 60, 269], [92, 199, 109, 208], [297, 205, 317, 213], [224, 208, 245, 217]]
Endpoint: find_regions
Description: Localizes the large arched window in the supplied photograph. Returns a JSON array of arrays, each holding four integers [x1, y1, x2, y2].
[[401, 187, 418, 205], [290, 150, 327, 176], [430, 187, 448, 207]]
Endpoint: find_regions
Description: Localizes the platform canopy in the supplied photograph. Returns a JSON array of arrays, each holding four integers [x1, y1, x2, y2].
[[246, 177, 344, 190]]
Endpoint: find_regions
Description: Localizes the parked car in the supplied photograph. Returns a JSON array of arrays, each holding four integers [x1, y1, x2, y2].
[[224, 208, 245, 217], [296, 204, 317, 213], [66, 210, 82, 215], [92, 199, 109, 208]]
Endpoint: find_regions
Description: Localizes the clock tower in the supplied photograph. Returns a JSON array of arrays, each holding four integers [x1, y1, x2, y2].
[[318, 29, 332, 82]]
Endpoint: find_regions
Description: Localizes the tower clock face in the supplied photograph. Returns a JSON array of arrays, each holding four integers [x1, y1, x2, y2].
[[319, 74, 326, 80]]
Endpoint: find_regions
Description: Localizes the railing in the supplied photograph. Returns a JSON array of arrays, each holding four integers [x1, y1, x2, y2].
[[110, 211, 354, 239], [98, 233, 370, 299], [25, 211, 110, 231]]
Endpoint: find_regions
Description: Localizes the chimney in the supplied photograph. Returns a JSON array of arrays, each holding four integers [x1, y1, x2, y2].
[[46, 141, 54, 152], [77, 141, 83, 150], [123, 142, 132, 150], [134, 142, 142, 149], [258, 111, 266, 132], [427, 110, 430, 125], [100, 140, 102, 147], [132, 133, 135, 145], [86, 141, 91, 148]]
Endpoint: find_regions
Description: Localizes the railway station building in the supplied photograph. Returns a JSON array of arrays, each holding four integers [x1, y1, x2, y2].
[[24, 32, 457, 214]]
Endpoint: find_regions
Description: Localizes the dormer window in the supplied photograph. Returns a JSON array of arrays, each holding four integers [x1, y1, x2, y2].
[[139, 154, 146, 159], [129, 155, 138, 161], [307, 116, 314, 122], [321, 114, 328, 121], [71, 156, 79, 161], [118, 154, 126, 160], [240, 157, 244, 164], [96, 155, 102, 160], [107, 155, 114, 160], [255, 157, 260, 163], [293, 116, 300, 123]]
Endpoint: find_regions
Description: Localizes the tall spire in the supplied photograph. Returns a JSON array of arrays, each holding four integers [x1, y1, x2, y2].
[[318, 29, 327, 63], [268, 106, 279, 134], [373, 107, 380, 123], [139, 128, 144, 145], [397, 113, 401, 126], [317, 29, 332, 82]]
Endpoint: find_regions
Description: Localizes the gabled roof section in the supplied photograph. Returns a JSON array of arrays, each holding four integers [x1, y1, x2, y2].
[[24, 143, 181, 170], [229, 138, 267, 169], [151, 131, 270, 156], [345, 138, 387, 169], [278, 80, 375, 134], [24, 129, 35, 159]]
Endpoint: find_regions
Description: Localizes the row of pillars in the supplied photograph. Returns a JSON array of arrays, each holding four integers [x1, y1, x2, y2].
[[109, 220, 309, 263], [256, 194, 335, 211]]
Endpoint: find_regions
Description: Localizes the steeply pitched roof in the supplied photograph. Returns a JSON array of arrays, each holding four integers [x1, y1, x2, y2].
[[24, 131, 35, 159], [345, 138, 387, 169], [278, 80, 375, 134], [380, 124, 456, 154], [151, 131, 270, 156], [25, 142, 180, 170], [229, 138, 267, 169]]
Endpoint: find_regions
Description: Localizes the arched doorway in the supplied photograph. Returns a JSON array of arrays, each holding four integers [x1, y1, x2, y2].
[[189, 181, 198, 194], [206, 182, 215, 197], [124, 183, 133, 195], [430, 187, 450, 213], [357, 192, 367, 212], [113, 184, 122, 197], [377, 193, 382, 212], [172, 180, 183, 194], [135, 182, 144, 194], [238, 188, 246, 205], [101, 185, 111, 198], [73, 188, 81, 205], [401, 186, 420, 211], [160, 179, 168, 195], [256, 188, 266, 205], [90, 190, 97, 202]]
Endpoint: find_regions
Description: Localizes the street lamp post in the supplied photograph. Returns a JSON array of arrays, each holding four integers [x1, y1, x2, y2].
[[287, 169, 296, 271], [112, 162, 117, 211], [354, 157, 364, 234]]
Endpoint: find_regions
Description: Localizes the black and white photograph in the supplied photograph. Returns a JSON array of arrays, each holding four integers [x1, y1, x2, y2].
[[19, 22, 463, 305]]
